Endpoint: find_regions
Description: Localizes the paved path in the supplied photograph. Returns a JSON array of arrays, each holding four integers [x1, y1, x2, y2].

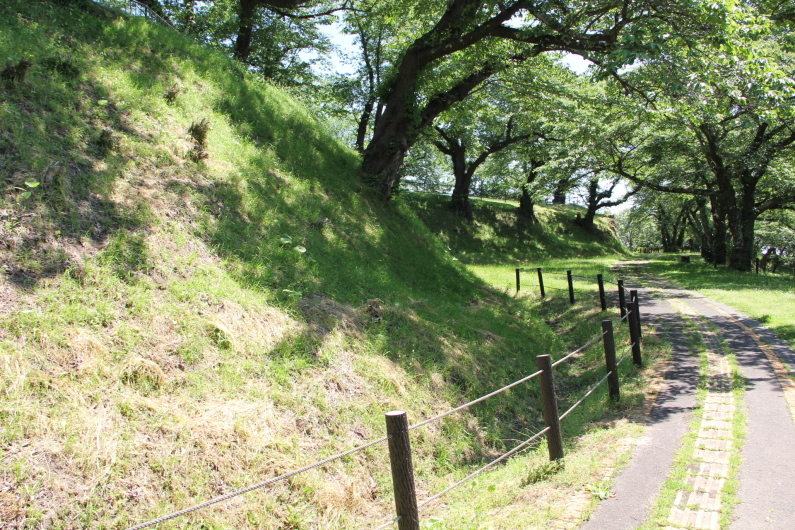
[[581, 262, 795, 530]]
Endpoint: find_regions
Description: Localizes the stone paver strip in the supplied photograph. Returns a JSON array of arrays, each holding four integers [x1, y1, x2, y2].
[[663, 300, 738, 529]]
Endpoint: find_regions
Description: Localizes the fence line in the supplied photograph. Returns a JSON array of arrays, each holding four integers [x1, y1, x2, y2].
[[617, 343, 636, 366], [620, 308, 633, 322], [409, 370, 544, 431], [417, 426, 551, 510], [126, 289, 646, 530], [551, 330, 608, 368], [559, 372, 613, 421]]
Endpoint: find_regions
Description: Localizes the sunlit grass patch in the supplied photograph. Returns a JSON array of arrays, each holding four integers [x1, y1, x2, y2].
[[645, 254, 795, 349]]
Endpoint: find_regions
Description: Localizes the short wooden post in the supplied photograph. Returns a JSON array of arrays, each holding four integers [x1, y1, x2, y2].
[[516, 268, 521, 292], [385, 411, 420, 530], [602, 320, 620, 400], [755, 258, 759, 274], [631, 289, 643, 341], [597, 274, 607, 311], [628, 296, 642, 367], [566, 270, 575, 305], [537, 267, 545, 298], [537, 355, 564, 461], [618, 279, 627, 319]]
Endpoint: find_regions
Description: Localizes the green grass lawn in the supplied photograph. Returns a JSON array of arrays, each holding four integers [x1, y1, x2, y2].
[[644, 254, 795, 349]]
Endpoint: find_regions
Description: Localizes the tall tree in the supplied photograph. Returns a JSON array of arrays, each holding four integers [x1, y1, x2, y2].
[[433, 111, 533, 219], [609, 38, 795, 270], [356, 0, 734, 199]]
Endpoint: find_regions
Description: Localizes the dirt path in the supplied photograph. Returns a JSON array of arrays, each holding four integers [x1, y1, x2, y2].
[[581, 261, 795, 530]]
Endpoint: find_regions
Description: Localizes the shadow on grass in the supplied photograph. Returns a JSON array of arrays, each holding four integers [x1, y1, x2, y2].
[[402, 194, 624, 265]]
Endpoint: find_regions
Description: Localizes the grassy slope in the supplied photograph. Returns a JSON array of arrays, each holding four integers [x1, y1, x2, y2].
[[401, 193, 624, 265], [0, 3, 647, 529]]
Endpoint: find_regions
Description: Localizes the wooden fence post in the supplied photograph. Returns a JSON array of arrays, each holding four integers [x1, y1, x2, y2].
[[597, 274, 607, 311], [537, 267, 545, 298], [601, 320, 620, 400], [537, 355, 564, 461], [617, 279, 627, 319], [516, 268, 521, 293], [630, 289, 643, 341], [385, 411, 420, 530], [627, 294, 642, 367], [566, 270, 575, 305]]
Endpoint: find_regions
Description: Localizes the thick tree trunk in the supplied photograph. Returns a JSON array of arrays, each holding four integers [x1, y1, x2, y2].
[[713, 215, 728, 265], [234, 0, 257, 61], [552, 179, 568, 204], [360, 62, 420, 197], [728, 187, 757, 271], [449, 147, 473, 220], [518, 187, 537, 224], [450, 194, 473, 220], [517, 160, 541, 225]]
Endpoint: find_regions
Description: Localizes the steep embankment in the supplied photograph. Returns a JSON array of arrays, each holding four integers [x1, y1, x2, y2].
[[0, 2, 576, 528]]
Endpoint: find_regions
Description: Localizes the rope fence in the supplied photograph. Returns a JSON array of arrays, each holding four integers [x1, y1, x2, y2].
[[417, 426, 551, 510], [617, 343, 636, 367], [514, 267, 634, 315], [551, 329, 609, 368], [126, 435, 392, 530], [559, 372, 612, 421], [126, 284, 647, 530], [409, 370, 544, 431]]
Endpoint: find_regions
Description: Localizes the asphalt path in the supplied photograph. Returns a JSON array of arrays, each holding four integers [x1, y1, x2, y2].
[[581, 264, 795, 529]]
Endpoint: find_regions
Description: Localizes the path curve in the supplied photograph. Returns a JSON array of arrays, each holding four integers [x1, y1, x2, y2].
[[581, 261, 795, 530]]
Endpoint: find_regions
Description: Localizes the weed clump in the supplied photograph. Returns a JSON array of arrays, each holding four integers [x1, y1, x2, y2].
[[187, 118, 210, 161], [1, 58, 32, 86], [163, 83, 180, 104], [97, 127, 119, 153], [41, 55, 80, 78]]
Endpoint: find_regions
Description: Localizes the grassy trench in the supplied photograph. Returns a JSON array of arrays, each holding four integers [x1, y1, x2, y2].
[[1, 3, 668, 529]]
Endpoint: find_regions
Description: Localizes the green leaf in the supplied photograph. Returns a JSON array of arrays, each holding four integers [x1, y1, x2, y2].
[[293, 245, 307, 253], [24, 179, 40, 188]]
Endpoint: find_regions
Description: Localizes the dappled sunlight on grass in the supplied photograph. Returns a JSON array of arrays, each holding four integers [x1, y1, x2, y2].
[[401, 194, 625, 265]]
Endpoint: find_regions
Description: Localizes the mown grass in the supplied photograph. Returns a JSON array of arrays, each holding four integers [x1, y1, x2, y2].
[[1, 2, 666, 529], [644, 254, 795, 350]]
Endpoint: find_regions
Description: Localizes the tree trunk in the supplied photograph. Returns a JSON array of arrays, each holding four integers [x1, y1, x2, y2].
[[234, 0, 257, 61], [518, 187, 537, 224], [517, 160, 541, 225], [728, 185, 757, 271], [449, 148, 473, 220], [355, 97, 375, 153], [552, 179, 568, 204], [360, 59, 420, 197], [713, 215, 728, 265]]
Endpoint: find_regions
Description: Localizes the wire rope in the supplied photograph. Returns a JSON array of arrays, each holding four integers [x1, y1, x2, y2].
[[126, 435, 391, 530], [559, 372, 612, 421], [616, 343, 635, 366], [372, 515, 402, 530], [409, 370, 544, 431], [551, 330, 608, 368], [417, 427, 551, 510]]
